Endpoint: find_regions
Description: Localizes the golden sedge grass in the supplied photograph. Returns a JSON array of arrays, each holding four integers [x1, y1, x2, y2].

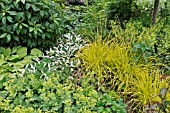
[[77, 24, 170, 111]]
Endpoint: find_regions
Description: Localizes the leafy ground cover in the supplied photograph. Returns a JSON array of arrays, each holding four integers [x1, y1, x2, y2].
[[0, 0, 170, 112]]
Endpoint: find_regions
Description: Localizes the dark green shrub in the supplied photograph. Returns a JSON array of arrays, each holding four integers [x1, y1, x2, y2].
[[0, 73, 127, 113], [0, 0, 66, 50]]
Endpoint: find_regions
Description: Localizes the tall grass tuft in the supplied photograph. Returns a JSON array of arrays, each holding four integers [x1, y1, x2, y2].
[[76, 24, 170, 111]]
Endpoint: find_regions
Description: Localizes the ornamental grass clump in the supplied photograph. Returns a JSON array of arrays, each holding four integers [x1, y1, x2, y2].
[[77, 35, 170, 112]]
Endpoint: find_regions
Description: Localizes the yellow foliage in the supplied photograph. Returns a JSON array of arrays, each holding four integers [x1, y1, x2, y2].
[[77, 35, 170, 111]]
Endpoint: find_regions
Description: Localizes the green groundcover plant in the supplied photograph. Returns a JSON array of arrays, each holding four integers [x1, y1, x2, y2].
[[0, 73, 127, 113]]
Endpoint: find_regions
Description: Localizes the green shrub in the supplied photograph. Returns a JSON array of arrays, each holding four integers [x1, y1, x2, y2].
[[0, 73, 127, 113], [0, 0, 66, 50]]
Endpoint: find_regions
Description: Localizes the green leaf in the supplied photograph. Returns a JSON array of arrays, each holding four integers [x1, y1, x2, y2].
[[30, 48, 42, 57], [7, 16, 13, 22], [54, 20, 59, 25], [22, 23, 29, 27], [134, 43, 141, 48], [11, 46, 19, 54], [3, 48, 11, 57], [0, 47, 4, 54], [0, 74, 5, 81], [16, 0, 20, 3], [17, 12, 24, 19], [26, 12, 31, 19], [14, 36, 19, 41], [8, 11, 17, 15], [0, 54, 4, 66], [13, 23, 19, 29], [31, 5, 37, 11], [2, 16, 6, 24], [26, 3, 31, 10], [29, 27, 34, 32], [0, 33, 7, 38], [40, 10, 44, 17], [42, 33, 46, 39], [166, 101, 170, 105], [21, 0, 25, 4], [8, 55, 20, 61], [16, 47, 27, 58], [19, 24, 22, 29], [7, 34, 11, 42]]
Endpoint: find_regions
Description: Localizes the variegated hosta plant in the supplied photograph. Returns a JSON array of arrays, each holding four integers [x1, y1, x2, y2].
[[25, 32, 86, 81]]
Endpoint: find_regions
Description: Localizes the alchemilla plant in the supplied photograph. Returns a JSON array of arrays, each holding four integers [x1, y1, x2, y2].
[[0, 73, 127, 113]]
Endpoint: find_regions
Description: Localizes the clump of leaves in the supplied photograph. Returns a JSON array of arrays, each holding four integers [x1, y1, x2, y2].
[[0, 73, 127, 113], [0, 46, 42, 80], [25, 32, 86, 81], [0, 0, 66, 50]]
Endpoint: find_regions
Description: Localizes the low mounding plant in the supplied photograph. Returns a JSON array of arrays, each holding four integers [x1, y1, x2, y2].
[[0, 0, 66, 50], [0, 46, 42, 80], [25, 32, 86, 81], [0, 73, 127, 113]]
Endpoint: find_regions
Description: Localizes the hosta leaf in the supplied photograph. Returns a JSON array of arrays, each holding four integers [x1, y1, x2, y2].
[[8, 55, 20, 61], [12, 46, 19, 54], [0, 74, 5, 81], [16, 47, 27, 58], [0, 47, 4, 54], [30, 48, 42, 57], [3, 48, 11, 57], [0, 54, 4, 66]]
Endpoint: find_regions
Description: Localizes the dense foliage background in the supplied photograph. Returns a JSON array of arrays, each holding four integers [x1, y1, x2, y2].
[[0, 0, 170, 112]]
